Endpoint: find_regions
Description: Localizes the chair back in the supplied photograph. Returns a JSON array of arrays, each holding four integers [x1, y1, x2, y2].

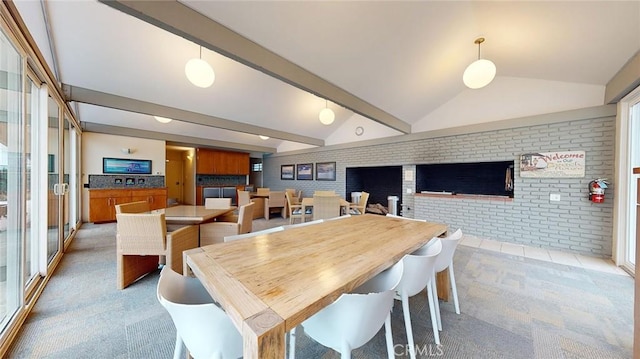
[[359, 191, 370, 208], [314, 190, 336, 196], [116, 213, 167, 254], [302, 261, 403, 354], [285, 188, 300, 204], [157, 267, 243, 359], [115, 201, 150, 214], [257, 187, 270, 195], [396, 238, 442, 297], [386, 213, 426, 222], [205, 198, 232, 209], [434, 229, 462, 272], [266, 191, 286, 208], [237, 202, 255, 234], [237, 190, 251, 207], [224, 226, 284, 242], [312, 194, 341, 220]]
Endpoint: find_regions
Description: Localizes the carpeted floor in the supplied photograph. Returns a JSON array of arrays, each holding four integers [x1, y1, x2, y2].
[[6, 218, 634, 358]]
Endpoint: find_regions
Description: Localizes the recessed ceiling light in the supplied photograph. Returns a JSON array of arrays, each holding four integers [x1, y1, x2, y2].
[[154, 116, 172, 123]]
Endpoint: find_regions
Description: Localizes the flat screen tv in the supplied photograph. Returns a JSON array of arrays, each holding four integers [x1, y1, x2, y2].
[[103, 157, 152, 174]]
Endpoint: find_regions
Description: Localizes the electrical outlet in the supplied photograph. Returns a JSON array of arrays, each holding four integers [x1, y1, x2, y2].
[[406, 188, 413, 194], [550, 193, 561, 202]]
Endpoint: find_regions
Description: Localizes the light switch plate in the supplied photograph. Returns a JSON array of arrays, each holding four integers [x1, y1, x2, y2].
[[550, 193, 561, 201]]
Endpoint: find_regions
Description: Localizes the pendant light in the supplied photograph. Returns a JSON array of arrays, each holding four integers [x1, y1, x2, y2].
[[318, 100, 335, 125], [185, 46, 215, 88], [463, 37, 496, 89], [154, 116, 172, 124]]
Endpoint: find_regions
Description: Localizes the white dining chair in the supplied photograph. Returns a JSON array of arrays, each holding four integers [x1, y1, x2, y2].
[[157, 267, 242, 359], [289, 261, 403, 359], [282, 219, 324, 229], [223, 226, 284, 242], [395, 238, 442, 359], [433, 229, 463, 322]]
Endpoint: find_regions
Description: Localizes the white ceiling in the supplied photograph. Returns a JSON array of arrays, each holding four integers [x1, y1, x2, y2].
[[13, 0, 640, 154]]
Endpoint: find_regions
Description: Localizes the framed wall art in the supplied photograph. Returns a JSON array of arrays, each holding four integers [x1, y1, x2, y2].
[[296, 163, 313, 180], [316, 162, 336, 181], [281, 164, 295, 180], [103, 157, 152, 174]]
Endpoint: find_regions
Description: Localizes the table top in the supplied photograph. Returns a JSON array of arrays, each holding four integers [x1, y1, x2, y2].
[[185, 214, 447, 358], [158, 205, 236, 224]]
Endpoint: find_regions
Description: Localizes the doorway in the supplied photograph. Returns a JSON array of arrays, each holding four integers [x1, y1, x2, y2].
[[166, 149, 185, 204]]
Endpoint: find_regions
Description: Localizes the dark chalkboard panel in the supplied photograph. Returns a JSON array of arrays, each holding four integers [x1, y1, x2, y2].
[[345, 166, 402, 207], [416, 161, 514, 197]]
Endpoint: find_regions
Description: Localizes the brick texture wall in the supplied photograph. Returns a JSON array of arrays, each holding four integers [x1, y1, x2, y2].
[[264, 113, 615, 257]]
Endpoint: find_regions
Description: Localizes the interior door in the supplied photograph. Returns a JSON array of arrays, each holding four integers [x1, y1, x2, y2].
[[166, 155, 184, 204]]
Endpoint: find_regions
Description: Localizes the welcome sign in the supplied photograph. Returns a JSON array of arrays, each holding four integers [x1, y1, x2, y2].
[[520, 151, 586, 178]]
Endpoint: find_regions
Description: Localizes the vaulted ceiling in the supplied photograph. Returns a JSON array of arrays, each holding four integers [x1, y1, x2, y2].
[[13, 0, 640, 155]]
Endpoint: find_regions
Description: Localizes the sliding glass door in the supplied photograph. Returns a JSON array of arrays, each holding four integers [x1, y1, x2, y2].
[[0, 26, 23, 329]]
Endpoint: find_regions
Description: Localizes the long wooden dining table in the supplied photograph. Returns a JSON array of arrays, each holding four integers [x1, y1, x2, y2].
[[184, 214, 447, 358]]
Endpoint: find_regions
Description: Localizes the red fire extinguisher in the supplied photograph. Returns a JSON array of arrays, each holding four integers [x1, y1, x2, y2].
[[589, 178, 608, 203]]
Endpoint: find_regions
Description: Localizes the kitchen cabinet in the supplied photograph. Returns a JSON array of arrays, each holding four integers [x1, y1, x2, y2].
[[196, 149, 250, 175], [89, 188, 167, 223]]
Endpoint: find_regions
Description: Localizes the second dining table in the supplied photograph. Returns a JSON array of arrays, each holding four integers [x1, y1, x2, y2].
[[159, 205, 236, 225], [184, 214, 447, 358]]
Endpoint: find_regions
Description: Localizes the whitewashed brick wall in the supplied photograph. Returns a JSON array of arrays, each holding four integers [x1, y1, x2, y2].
[[264, 113, 615, 258]]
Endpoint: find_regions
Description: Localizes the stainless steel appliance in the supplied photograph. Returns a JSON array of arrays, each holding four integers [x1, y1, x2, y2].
[[202, 186, 237, 206]]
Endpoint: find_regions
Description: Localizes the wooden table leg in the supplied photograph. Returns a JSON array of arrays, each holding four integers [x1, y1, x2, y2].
[[243, 309, 285, 359], [436, 268, 450, 301]]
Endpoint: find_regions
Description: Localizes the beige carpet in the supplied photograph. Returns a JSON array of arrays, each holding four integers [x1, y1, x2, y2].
[[6, 218, 633, 358]]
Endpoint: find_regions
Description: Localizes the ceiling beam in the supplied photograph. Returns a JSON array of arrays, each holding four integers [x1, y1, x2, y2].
[[81, 122, 276, 154], [63, 84, 323, 146], [98, 0, 412, 134]]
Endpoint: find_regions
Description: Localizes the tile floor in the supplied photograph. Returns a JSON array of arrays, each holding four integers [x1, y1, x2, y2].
[[460, 234, 630, 276]]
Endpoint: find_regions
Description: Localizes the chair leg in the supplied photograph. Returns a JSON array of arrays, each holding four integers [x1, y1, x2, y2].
[[340, 340, 351, 359], [172, 333, 184, 359], [450, 264, 460, 314], [384, 312, 394, 359], [431, 274, 442, 331], [426, 281, 441, 345], [401, 294, 416, 359], [288, 327, 296, 359]]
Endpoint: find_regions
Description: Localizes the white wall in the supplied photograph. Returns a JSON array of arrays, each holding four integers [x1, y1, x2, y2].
[[80, 132, 166, 221]]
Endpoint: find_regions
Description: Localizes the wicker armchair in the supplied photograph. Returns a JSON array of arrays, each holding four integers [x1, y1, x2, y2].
[[312, 194, 341, 220], [115, 201, 150, 214], [200, 202, 255, 246], [116, 212, 199, 289], [264, 191, 286, 219]]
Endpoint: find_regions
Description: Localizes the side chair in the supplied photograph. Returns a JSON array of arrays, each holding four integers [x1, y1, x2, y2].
[[290, 261, 403, 359], [157, 267, 243, 359]]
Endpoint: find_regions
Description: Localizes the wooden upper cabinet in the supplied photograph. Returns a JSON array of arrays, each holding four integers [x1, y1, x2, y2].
[[196, 148, 215, 174], [196, 148, 250, 175]]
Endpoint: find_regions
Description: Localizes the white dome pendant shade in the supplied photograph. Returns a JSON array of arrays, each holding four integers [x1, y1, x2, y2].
[[463, 37, 496, 89], [185, 46, 215, 88], [319, 100, 335, 125], [154, 116, 172, 123]]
